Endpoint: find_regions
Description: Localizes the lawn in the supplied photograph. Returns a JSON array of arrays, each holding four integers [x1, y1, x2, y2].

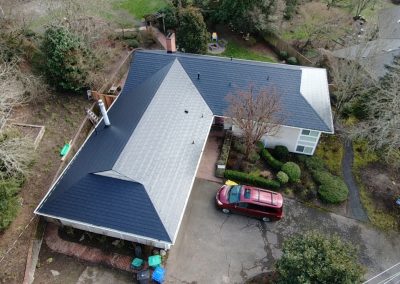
[[218, 41, 276, 63], [117, 0, 167, 19]]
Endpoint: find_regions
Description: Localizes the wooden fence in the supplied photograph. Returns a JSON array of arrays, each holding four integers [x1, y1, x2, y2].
[[262, 32, 314, 66]]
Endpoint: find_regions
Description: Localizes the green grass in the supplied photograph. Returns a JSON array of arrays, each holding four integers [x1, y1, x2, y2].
[[117, 0, 167, 19], [352, 140, 398, 231], [217, 41, 276, 63], [315, 135, 344, 177]]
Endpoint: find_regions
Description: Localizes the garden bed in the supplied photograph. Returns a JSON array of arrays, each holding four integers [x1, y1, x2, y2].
[[224, 135, 350, 215]]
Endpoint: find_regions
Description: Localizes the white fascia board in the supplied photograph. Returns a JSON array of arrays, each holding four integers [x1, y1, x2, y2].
[[171, 117, 214, 244]]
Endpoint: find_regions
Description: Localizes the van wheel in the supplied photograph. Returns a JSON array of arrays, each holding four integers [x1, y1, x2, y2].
[[222, 209, 230, 214], [262, 217, 271, 222]]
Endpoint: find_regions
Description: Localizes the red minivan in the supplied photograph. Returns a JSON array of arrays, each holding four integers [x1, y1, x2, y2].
[[216, 184, 283, 222]]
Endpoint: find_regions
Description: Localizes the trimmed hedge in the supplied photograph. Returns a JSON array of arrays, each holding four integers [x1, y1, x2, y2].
[[224, 170, 281, 189], [282, 162, 301, 182], [261, 149, 283, 170], [277, 171, 289, 184], [313, 171, 349, 204]]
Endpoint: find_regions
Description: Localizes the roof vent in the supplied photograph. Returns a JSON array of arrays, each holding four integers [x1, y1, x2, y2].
[[98, 99, 110, 127], [197, 73, 200, 80], [184, 110, 189, 114]]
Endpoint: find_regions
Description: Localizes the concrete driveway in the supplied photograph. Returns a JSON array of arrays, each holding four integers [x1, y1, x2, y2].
[[165, 179, 400, 284]]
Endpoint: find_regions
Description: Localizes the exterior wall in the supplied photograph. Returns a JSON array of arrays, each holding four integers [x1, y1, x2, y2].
[[231, 124, 323, 155], [59, 219, 171, 250], [261, 126, 300, 152]]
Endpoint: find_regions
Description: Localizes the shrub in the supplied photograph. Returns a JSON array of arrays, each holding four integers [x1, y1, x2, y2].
[[313, 171, 349, 204], [281, 162, 301, 182], [287, 56, 298, 65], [275, 232, 363, 283], [273, 145, 289, 160], [279, 51, 289, 60], [248, 150, 260, 163], [260, 149, 283, 170], [256, 141, 265, 152], [233, 140, 246, 154], [0, 179, 22, 231], [41, 25, 96, 92], [283, 0, 298, 20], [303, 156, 325, 172], [125, 39, 139, 48], [277, 171, 289, 184], [224, 170, 280, 189]]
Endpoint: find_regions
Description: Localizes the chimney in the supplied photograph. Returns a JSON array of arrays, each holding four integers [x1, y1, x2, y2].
[[98, 99, 110, 127], [166, 32, 176, 53]]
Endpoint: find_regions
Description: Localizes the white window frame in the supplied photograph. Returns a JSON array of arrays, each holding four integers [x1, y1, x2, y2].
[[295, 129, 321, 155]]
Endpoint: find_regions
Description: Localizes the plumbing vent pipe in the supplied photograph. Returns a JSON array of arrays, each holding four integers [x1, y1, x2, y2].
[[98, 99, 110, 126]]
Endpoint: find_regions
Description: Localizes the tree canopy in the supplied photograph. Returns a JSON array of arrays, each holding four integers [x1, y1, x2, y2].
[[41, 25, 95, 92], [176, 7, 209, 54], [225, 86, 284, 157], [275, 232, 364, 284], [214, 0, 277, 34]]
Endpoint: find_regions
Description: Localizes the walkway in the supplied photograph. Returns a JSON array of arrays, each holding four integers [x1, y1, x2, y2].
[[342, 140, 369, 222], [196, 129, 224, 183], [44, 223, 133, 272]]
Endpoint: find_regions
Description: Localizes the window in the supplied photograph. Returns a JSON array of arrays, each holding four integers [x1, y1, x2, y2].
[[296, 129, 320, 155], [301, 129, 319, 137], [228, 186, 241, 203]]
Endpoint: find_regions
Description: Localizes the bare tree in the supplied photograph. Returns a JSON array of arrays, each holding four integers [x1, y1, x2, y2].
[[322, 50, 373, 122], [226, 86, 285, 157], [352, 59, 400, 166], [0, 128, 34, 179]]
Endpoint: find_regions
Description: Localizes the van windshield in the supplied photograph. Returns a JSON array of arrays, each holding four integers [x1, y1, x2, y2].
[[228, 186, 241, 204]]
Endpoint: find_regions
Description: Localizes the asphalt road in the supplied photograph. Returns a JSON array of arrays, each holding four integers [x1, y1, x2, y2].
[[165, 179, 400, 284]]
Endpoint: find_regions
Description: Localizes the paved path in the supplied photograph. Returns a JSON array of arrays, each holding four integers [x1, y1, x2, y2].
[[342, 140, 369, 221], [196, 129, 224, 183], [166, 179, 400, 284], [44, 223, 133, 272]]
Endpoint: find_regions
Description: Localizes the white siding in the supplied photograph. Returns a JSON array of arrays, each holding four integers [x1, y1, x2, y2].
[[262, 126, 300, 152]]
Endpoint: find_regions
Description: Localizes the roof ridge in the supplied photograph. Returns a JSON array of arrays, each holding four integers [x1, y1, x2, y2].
[[297, 73, 332, 133], [135, 49, 326, 71]]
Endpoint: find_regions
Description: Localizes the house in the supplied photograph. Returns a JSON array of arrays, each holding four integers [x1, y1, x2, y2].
[[333, 6, 400, 78], [35, 46, 333, 249]]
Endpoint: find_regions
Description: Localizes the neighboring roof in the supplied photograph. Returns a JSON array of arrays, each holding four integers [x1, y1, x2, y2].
[[333, 6, 400, 78], [36, 50, 333, 245], [378, 7, 400, 39]]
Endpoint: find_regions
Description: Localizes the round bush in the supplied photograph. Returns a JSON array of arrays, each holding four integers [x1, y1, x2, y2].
[[277, 171, 289, 184], [125, 39, 139, 48], [273, 145, 289, 160], [279, 50, 289, 60], [316, 172, 349, 204], [287, 56, 298, 65], [281, 162, 301, 182]]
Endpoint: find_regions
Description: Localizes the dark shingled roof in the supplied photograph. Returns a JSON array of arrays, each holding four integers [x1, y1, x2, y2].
[[36, 59, 174, 242], [131, 50, 332, 132], [36, 50, 332, 244], [39, 174, 170, 242]]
